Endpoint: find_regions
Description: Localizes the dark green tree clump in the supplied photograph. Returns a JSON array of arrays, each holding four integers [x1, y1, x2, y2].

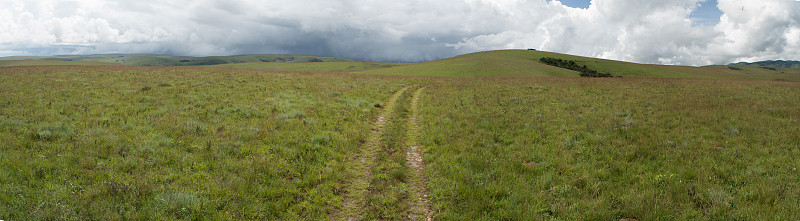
[[539, 57, 615, 77], [760, 66, 778, 71]]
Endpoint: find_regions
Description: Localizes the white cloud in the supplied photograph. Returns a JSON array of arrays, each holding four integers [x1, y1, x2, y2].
[[0, 0, 798, 64]]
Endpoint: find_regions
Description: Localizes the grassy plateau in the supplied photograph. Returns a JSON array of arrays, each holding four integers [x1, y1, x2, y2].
[[419, 77, 799, 220], [0, 65, 423, 219], [0, 54, 355, 67], [1, 49, 799, 220], [206, 61, 410, 73]]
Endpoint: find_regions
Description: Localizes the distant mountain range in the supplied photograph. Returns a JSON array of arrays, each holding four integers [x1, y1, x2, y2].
[[730, 60, 800, 69]]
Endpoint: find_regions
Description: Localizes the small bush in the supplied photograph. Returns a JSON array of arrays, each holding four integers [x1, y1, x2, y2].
[[580, 72, 614, 77], [760, 66, 778, 71]]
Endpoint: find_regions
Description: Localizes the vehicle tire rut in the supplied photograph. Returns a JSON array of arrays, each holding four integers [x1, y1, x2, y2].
[[405, 86, 432, 221], [338, 85, 411, 221]]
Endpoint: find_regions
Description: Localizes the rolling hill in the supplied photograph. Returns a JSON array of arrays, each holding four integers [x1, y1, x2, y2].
[[731, 60, 800, 69], [358, 50, 800, 81], [2, 50, 799, 220], [0, 60, 114, 66], [205, 61, 411, 72], [0, 54, 355, 66], [2, 50, 799, 81]]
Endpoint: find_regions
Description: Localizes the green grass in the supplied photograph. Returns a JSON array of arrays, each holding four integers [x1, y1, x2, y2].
[[359, 50, 800, 81], [206, 61, 410, 72], [2, 50, 800, 220], [0, 60, 114, 66], [418, 77, 800, 220], [363, 88, 414, 220], [113, 54, 355, 66], [1, 54, 357, 66], [359, 50, 578, 77], [705, 64, 799, 75], [0, 65, 424, 219], [6, 50, 799, 81]]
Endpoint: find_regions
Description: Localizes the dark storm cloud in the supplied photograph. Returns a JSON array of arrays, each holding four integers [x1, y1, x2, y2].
[[1, 0, 798, 65]]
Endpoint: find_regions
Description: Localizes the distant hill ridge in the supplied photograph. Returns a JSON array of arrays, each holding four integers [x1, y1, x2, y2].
[[2, 50, 799, 81], [731, 60, 800, 69], [359, 50, 800, 80], [0, 53, 355, 66]]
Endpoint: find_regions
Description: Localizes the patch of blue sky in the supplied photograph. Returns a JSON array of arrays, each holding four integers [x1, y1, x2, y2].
[[557, 0, 591, 9], [689, 0, 723, 26], [557, 0, 723, 26]]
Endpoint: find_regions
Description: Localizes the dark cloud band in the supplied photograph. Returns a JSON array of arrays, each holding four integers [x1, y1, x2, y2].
[[0, 0, 797, 65]]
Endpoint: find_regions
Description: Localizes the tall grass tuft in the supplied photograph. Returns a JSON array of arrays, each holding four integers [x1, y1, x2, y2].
[[153, 190, 207, 219], [32, 124, 75, 141]]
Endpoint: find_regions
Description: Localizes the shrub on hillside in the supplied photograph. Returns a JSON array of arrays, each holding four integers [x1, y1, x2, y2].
[[760, 66, 778, 71], [539, 57, 616, 77]]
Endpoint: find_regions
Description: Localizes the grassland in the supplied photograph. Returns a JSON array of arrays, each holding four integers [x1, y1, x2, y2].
[[2, 50, 800, 220], [360, 50, 800, 81], [206, 61, 410, 73], [5, 50, 798, 81], [0, 54, 355, 66], [0, 65, 425, 219], [419, 77, 800, 220], [0, 60, 113, 66]]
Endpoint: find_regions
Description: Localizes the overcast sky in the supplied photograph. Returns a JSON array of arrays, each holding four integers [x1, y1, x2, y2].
[[1, 0, 799, 65]]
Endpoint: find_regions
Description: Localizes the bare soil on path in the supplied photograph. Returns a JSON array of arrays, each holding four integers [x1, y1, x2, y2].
[[336, 85, 433, 221], [338, 86, 411, 221], [405, 86, 432, 221]]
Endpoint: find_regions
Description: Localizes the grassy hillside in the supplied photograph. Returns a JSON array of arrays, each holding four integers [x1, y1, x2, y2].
[[0, 60, 114, 66], [731, 60, 800, 69], [0, 65, 424, 219], [5, 50, 799, 81], [421, 77, 800, 220], [0, 54, 356, 67], [705, 64, 799, 75], [206, 61, 410, 73], [1, 63, 799, 220], [360, 50, 800, 81], [359, 50, 577, 77]]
